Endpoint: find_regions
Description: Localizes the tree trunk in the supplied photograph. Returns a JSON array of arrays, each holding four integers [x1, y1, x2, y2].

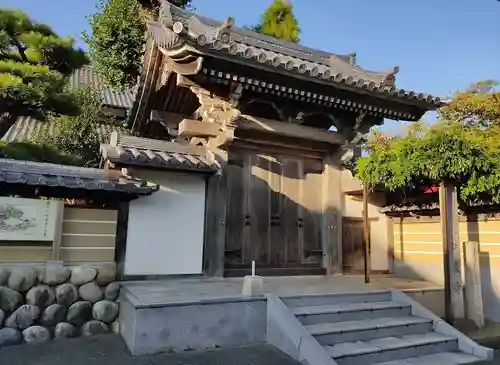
[[0, 113, 17, 139]]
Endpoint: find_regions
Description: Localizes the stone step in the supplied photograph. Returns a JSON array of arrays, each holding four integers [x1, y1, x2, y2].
[[306, 316, 433, 345], [324, 332, 458, 365], [294, 301, 411, 325], [281, 290, 391, 308], [373, 351, 484, 364]]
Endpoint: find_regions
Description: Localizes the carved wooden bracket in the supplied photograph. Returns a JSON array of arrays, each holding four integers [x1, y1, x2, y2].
[[176, 75, 242, 149]]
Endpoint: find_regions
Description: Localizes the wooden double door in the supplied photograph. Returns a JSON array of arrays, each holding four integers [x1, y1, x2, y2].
[[224, 148, 325, 276]]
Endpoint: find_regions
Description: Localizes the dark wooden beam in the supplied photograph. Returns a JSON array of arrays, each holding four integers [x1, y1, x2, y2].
[[203, 171, 227, 277], [114, 201, 130, 280], [363, 185, 371, 283]]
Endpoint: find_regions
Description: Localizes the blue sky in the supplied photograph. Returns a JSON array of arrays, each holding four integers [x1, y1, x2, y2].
[[3, 0, 499, 131]]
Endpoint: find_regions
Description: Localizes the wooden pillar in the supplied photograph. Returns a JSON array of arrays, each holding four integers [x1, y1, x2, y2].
[[321, 154, 343, 275], [439, 182, 464, 323], [203, 150, 228, 277], [114, 201, 130, 280], [362, 185, 371, 283], [463, 241, 484, 328]]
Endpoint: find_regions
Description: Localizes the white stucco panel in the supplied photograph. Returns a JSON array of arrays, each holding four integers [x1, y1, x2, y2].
[[125, 170, 206, 276]]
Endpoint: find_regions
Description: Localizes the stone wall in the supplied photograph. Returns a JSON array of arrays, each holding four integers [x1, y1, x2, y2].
[[0, 264, 120, 347]]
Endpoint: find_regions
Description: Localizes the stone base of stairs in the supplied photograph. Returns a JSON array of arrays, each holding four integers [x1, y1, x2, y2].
[[119, 286, 493, 364]]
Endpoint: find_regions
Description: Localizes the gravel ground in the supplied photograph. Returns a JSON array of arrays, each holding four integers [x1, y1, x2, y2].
[[0, 335, 300, 365]]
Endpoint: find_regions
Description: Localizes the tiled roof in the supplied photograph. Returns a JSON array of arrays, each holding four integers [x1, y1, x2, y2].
[[148, 2, 441, 108], [0, 158, 158, 196], [101, 133, 220, 173], [2, 116, 126, 144], [69, 66, 136, 109]]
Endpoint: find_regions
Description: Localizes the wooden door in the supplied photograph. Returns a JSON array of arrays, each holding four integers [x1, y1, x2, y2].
[[342, 218, 365, 273], [224, 148, 324, 275]]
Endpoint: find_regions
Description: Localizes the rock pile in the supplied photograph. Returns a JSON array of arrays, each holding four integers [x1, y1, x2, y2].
[[0, 264, 120, 347]]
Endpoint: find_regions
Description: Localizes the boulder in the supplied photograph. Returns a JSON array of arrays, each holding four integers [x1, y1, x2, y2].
[[26, 285, 55, 308], [66, 301, 92, 326], [0, 328, 21, 347], [22, 326, 51, 344], [92, 300, 119, 323], [82, 320, 109, 336], [110, 320, 120, 334], [79, 282, 103, 303], [54, 322, 76, 339], [55, 283, 78, 306], [70, 266, 97, 286], [5, 305, 40, 330], [104, 282, 120, 301], [41, 266, 70, 286], [41, 304, 67, 326], [0, 286, 23, 312], [8, 267, 38, 292], [0, 309, 4, 327], [0, 267, 10, 286], [95, 264, 116, 286]]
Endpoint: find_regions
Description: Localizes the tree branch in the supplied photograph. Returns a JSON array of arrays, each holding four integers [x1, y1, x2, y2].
[[8, 33, 28, 62]]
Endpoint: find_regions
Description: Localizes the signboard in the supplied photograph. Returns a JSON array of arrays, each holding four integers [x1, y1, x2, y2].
[[0, 197, 59, 242]]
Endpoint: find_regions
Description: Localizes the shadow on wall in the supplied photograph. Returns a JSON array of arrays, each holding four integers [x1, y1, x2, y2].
[[394, 212, 500, 323], [467, 215, 499, 323]]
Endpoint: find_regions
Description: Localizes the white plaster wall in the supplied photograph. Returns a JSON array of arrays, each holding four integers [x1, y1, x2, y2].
[[125, 170, 206, 276]]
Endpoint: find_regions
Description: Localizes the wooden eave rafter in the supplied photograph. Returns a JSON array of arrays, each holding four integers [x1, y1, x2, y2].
[[195, 65, 425, 121]]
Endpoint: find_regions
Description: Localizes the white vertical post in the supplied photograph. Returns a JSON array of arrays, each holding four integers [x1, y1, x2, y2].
[[252, 261, 256, 276]]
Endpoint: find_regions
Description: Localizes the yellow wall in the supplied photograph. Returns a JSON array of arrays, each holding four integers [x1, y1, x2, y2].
[[394, 218, 500, 266], [394, 216, 500, 321], [60, 207, 118, 265]]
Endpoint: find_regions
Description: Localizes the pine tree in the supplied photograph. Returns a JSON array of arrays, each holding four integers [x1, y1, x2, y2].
[[0, 9, 88, 134], [253, 0, 300, 43]]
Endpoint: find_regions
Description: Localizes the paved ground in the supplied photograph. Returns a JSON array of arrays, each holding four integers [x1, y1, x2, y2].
[[2, 334, 500, 364], [0, 335, 300, 365], [122, 274, 441, 306]]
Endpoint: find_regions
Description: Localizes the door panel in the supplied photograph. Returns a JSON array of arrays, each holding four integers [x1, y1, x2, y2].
[[342, 218, 365, 272], [247, 154, 271, 265], [268, 156, 284, 266], [302, 166, 323, 265], [281, 158, 300, 265], [225, 153, 245, 265], [224, 148, 324, 270]]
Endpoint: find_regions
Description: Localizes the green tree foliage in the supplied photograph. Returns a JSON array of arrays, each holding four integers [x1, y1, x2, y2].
[[84, 0, 193, 91], [31, 85, 104, 167], [356, 81, 500, 204], [252, 0, 300, 43], [0, 141, 80, 165], [439, 80, 500, 128], [0, 9, 87, 120], [84, 0, 146, 91]]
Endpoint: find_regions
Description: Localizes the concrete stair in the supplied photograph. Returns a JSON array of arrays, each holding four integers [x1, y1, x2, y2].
[[279, 290, 492, 365]]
